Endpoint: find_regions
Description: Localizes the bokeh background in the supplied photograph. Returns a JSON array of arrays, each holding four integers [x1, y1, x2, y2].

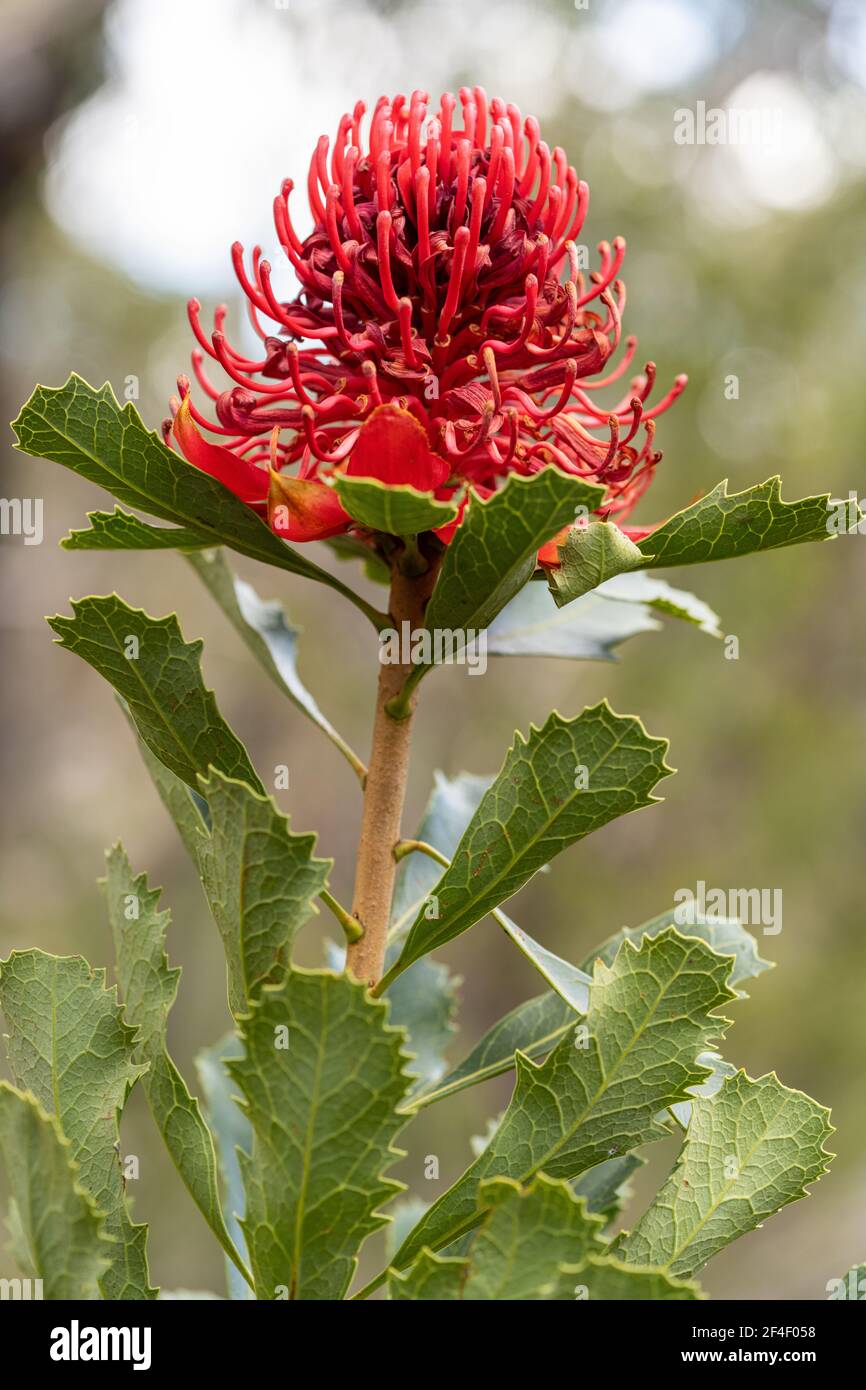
[[1, 0, 864, 1299]]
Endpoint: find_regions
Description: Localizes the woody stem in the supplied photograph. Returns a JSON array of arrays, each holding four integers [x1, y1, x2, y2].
[[345, 560, 438, 986]]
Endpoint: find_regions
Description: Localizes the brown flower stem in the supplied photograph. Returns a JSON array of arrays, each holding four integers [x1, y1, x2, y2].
[[345, 558, 439, 986]]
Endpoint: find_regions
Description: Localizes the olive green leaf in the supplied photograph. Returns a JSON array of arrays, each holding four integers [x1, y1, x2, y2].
[[381, 702, 672, 988], [459, 1176, 604, 1301], [13, 375, 386, 628], [545, 478, 837, 608], [0, 951, 154, 1299], [636, 477, 834, 569], [228, 968, 411, 1300], [186, 548, 365, 782], [547, 521, 644, 608], [389, 929, 734, 1273], [569, 1254, 704, 1300], [196, 768, 331, 1016], [412, 906, 770, 1111], [424, 469, 604, 635], [618, 1070, 834, 1277], [63, 506, 210, 551], [0, 1084, 111, 1300], [103, 845, 253, 1290], [388, 1249, 467, 1300], [334, 475, 459, 534], [48, 595, 265, 796]]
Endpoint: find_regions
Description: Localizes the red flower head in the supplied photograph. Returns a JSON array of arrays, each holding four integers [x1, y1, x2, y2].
[[166, 88, 686, 560]]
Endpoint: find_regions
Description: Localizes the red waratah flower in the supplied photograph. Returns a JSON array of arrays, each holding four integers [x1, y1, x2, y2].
[[165, 88, 686, 564]]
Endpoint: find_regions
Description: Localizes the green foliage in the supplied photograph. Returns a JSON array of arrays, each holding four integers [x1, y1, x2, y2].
[[227, 968, 411, 1300], [103, 845, 252, 1287], [0, 1085, 111, 1299], [185, 549, 365, 780], [196, 769, 331, 1016], [49, 595, 265, 795], [334, 475, 459, 533], [9, 369, 839, 1303], [389, 930, 735, 1273], [0, 951, 154, 1298], [617, 1071, 833, 1277], [13, 376, 386, 626], [383, 702, 672, 984], [546, 478, 836, 608], [488, 570, 721, 659], [424, 468, 604, 635], [63, 506, 211, 550]]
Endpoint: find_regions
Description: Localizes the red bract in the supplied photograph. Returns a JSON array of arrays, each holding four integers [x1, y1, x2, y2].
[[167, 88, 686, 557]]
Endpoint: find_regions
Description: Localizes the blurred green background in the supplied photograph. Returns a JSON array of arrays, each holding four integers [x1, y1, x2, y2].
[[1, 0, 864, 1299]]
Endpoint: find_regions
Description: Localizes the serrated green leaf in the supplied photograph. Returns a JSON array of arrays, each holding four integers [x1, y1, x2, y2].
[[196, 1035, 254, 1301], [383, 702, 672, 985], [424, 468, 605, 637], [570, 1253, 703, 1300], [388, 1248, 467, 1300], [414, 906, 770, 1111], [0, 951, 155, 1299], [547, 521, 644, 607], [461, 1176, 604, 1300], [48, 595, 264, 796], [618, 1070, 833, 1277], [186, 548, 365, 781], [103, 846, 252, 1290], [596, 905, 772, 997], [196, 768, 331, 1016], [62, 506, 210, 551], [13, 375, 385, 626], [228, 968, 411, 1300], [390, 929, 734, 1272], [334, 475, 459, 534], [0, 1084, 110, 1300], [637, 477, 833, 569]]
